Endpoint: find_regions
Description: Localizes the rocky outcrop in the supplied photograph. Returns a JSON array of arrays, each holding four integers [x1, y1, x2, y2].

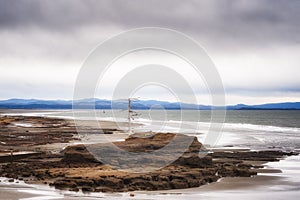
[[61, 132, 212, 169], [0, 116, 298, 193], [50, 132, 255, 192], [212, 150, 298, 162], [62, 145, 100, 164]]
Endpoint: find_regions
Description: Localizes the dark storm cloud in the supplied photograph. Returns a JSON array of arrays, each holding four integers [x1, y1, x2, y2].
[[0, 0, 300, 46]]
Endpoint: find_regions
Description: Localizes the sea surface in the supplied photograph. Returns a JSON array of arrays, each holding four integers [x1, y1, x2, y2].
[[44, 109, 300, 128], [19, 109, 300, 152]]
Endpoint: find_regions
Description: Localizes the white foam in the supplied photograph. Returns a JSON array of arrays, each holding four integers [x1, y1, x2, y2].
[[224, 123, 300, 133], [14, 123, 33, 127]]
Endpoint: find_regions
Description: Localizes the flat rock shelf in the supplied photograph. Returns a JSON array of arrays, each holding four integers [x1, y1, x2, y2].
[[0, 115, 298, 193]]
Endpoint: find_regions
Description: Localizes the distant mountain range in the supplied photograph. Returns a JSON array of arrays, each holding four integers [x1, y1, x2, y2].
[[0, 98, 299, 110]]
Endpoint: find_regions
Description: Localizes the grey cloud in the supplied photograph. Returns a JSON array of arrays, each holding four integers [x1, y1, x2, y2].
[[0, 0, 299, 102], [0, 0, 299, 46]]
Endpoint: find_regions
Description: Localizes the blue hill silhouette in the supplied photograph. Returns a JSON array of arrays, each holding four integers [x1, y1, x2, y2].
[[0, 98, 299, 110]]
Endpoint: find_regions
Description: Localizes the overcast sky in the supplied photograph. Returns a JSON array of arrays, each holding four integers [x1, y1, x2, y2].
[[0, 0, 299, 105]]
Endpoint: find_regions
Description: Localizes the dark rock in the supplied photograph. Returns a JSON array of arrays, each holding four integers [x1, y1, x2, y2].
[[51, 180, 77, 189], [94, 186, 114, 193], [61, 145, 101, 164], [81, 186, 94, 192], [170, 179, 189, 189]]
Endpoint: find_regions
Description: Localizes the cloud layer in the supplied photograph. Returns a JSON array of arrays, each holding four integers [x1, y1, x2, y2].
[[0, 0, 299, 104]]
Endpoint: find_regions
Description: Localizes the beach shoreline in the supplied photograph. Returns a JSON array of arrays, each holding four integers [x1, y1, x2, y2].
[[0, 110, 299, 199], [1, 154, 300, 200]]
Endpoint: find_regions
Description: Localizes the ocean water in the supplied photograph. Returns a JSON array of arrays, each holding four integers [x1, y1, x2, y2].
[[43, 110, 300, 128], [7, 109, 300, 151]]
